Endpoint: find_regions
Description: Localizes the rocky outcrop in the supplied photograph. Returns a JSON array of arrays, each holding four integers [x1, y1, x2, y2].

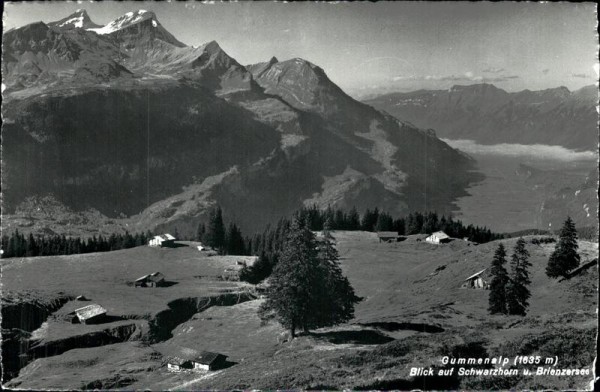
[[1, 295, 72, 380]]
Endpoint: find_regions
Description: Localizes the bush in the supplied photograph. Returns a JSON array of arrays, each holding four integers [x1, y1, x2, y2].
[[530, 237, 556, 245]]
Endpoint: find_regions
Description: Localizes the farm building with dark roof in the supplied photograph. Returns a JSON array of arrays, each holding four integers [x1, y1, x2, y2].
[[377, 231, 400, 243], [192, 351, 228, 371], [135, 271, 166, 287]]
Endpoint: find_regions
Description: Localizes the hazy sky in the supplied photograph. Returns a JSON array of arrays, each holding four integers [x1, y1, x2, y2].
[[3, 1, 598, 97]]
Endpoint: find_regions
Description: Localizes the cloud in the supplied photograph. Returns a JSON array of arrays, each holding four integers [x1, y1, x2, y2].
[[542, 68, 550, 74], [572, 73, 589, 78], [442, 139, 598, 161], [483, 67, 505, 73]]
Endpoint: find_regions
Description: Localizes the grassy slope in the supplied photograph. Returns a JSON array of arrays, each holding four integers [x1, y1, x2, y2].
[[4, 233, 598, 390], [2, 243, 252, 316]]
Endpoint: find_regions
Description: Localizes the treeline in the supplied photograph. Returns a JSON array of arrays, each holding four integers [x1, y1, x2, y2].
[[1, 230, 152, 258], [234, 206, 501, 283], [295, 205, 500, 243], [2, 205, 500, 262]]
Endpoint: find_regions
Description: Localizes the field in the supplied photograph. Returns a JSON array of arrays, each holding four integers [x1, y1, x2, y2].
[[2, 233, 597, 390]]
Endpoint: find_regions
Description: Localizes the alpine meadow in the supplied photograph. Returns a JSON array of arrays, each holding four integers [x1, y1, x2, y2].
[[1, 2, 598, 391]]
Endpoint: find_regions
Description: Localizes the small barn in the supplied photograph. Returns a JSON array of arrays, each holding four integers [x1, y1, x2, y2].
[[74, 304, 107, 324], [192, 351, 228, 371], [425, 231, 451, 244], [135, 272, 166, 287], [377, 231, 400, 243], [461, 269, 489, 289], [149, 234, 176, 247], [167, 357, 193, 372]]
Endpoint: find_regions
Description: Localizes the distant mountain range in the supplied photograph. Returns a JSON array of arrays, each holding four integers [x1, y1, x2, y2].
[[2, 9, 479, 235], [363, 83, 598, 151]]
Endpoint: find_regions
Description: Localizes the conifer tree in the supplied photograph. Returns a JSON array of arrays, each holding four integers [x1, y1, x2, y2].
[[259, 214, 359, 337], [205, 206, 225, 251], [225, 223, 246, 255], [488, 243, 509, 314], [546, 217, 580, 279], [375, 212, 394, 232], [393, 218, 406, 235], [506, 238, 531, 316], [312, 218, 361, 328], [361, 208, 380, 231], [347, 207, 361, 230], [259, 215, 321, 337], [334, 210, 346, 230]]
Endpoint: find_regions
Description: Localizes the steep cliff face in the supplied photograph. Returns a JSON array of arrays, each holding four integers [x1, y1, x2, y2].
[[1, 295, 72, 380]]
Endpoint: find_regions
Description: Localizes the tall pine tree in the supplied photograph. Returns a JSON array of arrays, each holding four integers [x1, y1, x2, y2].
[[259, 214, 359, 337], [347, 207, 361, 230], [546, 217, 580, 279], [506, 238, 531, 316], [225, 223, 246, 255], [259, 215, 321, 337], [488, 243, 509, 314], [205, 206, 225, 251], [374, 212, 394, 232], [196, 222, 206, 242], [312, 218, 361, 328]]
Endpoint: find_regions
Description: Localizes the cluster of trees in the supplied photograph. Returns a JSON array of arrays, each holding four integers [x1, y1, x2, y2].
[[258, 215, 360, 337], [487, 239, 532, 316], [488, 217, 583, 316], [196, 206, 246, 256], [290, 205, 500, 243], [240, 218, 292, 284], [1, 230, 152, 258]]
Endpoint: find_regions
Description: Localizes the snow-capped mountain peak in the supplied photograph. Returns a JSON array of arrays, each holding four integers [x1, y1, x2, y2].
[[87, 9, 157, 35], [48, 9, 101, 30]]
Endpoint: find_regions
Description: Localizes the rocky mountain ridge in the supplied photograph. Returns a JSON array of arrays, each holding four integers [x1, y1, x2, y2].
[[2, 9, 479, 235], [363, 83, 598, 151]]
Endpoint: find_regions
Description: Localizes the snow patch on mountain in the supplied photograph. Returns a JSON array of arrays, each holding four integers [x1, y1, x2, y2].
[[59, 16, 84, 28], [87, 10, 157, 35], [48, 9, 101, 30]]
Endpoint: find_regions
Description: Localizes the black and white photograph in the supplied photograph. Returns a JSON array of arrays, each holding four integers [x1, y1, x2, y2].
[[1, 1, 598, 390]]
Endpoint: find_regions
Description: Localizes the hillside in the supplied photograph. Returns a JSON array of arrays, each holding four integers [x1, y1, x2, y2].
[[3, 232, 597, 389], [1, 9, 480, 236], [363, 84, 598, 151]]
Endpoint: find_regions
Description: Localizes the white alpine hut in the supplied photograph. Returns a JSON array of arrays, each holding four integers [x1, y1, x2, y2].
[[149, 234, 176, 247], [425, 231, 451, 244]]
